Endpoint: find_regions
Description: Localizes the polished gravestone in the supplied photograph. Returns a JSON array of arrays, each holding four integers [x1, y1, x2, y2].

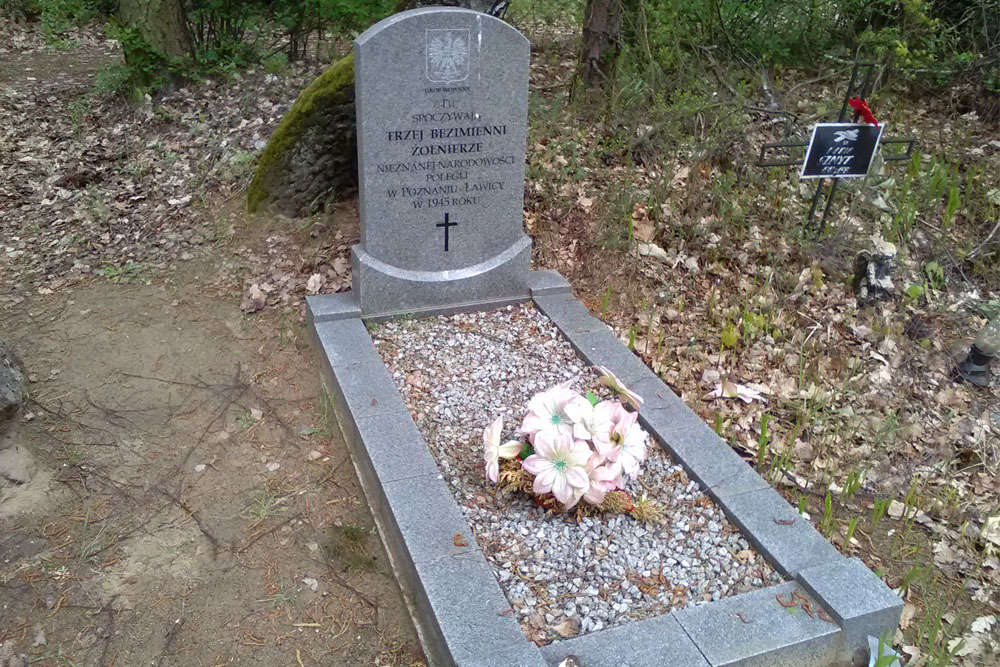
[[351, 7, 532, 317]]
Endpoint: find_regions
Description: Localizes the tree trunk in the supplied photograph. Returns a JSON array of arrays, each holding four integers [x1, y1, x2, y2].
[[117, 0, 191, 60], [578, 0, 624, 87]]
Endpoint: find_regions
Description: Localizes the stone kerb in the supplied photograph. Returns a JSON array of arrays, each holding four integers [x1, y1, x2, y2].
[[352, 7, 533, 317], [308, 287, 904, 667]]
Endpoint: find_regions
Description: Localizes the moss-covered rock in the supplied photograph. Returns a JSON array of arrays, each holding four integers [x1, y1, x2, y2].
[[247, 53, 357, 216]]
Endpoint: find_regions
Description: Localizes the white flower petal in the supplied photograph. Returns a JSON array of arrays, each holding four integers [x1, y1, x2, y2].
[[532, 429, 558, 458], [521, 454, 551, 476], [497, 440, 522, 458], [484, 415, 503, 448], [534, 466, 558, 495], [564, 466, 590, 489], [550, 472, 572, 503], [564, 395, 593, 424]]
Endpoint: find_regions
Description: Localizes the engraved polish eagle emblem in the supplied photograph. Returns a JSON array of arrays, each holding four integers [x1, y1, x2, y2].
[[426, 29, 470, 84]]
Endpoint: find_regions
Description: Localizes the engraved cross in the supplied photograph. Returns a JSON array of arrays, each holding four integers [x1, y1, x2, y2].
[[436, 213, 457, 252]]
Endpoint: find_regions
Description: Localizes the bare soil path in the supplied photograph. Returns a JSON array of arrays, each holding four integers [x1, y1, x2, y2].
[[1, 29, 423, 667]]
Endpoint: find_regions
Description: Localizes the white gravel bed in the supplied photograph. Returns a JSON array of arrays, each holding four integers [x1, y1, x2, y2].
[[371, 303, 783, 643]]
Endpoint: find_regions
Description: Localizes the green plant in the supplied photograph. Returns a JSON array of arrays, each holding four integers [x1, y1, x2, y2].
[[27, 0, 112, 43], [820, 490, 834, 536], [892, 477, 923, 557], [977, 300, 1000, 320], [916, 600, 965, 664], [888, 151, 922, 242], [871, 497, 890, 529], [246, 486, 286, 522], [313, 390, 337, 439], [27, 643, 79, 665], [871, 633, 899, 667], [942, 183, 960, 229], [600, 283, 613, 319], [905, 283, 926, 301], [97, 261, 148, 284], [924, 260, 945, 289], [720, 323, 739, 350], [0, 0, 36, 21], [236, 409, 260, 430], [263, 50, 288, 73], [258, 587, 294, 609], [843, 517, 859, 551], [841, 469, 862, 502], [95, 64, 137, 100], [756, 413, 770, 470], [713, 411, 724, 435], [103, 21, 169, 99], [185, 0, 258, 67], [272, 0, 394, 61], [208, 220, 236, 246]]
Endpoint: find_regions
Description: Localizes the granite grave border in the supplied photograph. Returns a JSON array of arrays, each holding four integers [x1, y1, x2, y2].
[[306, 271, 902, 667]]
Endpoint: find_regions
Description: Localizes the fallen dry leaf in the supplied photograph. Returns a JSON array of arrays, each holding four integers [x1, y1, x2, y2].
[[551, 617, 580, 638], [240, 283, 267, 313], [306, 273, 323, 294]]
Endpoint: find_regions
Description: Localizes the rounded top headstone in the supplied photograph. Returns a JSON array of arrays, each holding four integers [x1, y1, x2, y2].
[[353, 7, 530, 275]]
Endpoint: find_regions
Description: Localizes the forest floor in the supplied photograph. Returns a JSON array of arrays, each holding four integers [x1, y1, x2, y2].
[[1, 12, 999, 667], [0, 22, 423, 667]]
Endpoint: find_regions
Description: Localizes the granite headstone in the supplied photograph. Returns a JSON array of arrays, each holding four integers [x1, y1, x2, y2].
[[351, 7, 532, 316]]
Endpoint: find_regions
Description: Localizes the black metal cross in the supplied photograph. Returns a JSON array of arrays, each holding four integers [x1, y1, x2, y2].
[[757, 62, 919, 231], [436, 213, 457, 251]]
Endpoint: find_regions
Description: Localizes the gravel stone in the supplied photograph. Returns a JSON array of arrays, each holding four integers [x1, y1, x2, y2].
[[372, 303, 783, 644]]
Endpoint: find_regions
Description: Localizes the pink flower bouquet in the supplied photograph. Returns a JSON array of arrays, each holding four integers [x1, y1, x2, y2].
[[483, 369, 649, 511]]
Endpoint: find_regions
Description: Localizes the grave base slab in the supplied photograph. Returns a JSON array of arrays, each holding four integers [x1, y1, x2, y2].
[[306, 273, 901, 667]]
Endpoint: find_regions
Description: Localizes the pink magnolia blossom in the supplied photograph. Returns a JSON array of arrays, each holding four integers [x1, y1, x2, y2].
[[521, 429, 590, 508], [595, 366, 644, 411], [483, 416, 522, 484], [520, 381, 577, 440], [607, 409, 648, 479]]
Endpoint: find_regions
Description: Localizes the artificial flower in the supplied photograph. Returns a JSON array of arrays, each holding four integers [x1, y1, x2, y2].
[[607, 409, 648, 479], [520, 381, 577, 439], [595, 365, 644, 411], [483, 416, 522, 484], [580, 453, 622, 505], [590, 400, 629, 459], [521, 429, 590, 507], [564, 395, 615, 447]]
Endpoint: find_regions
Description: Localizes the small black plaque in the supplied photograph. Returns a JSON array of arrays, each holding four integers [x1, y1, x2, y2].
[[800, 123, 885, 180]]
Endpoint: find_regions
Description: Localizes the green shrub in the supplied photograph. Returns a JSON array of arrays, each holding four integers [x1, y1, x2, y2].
[[598, 0, 998, 107], [30, 0, 113, 38], [94, 63, 136, 99]]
